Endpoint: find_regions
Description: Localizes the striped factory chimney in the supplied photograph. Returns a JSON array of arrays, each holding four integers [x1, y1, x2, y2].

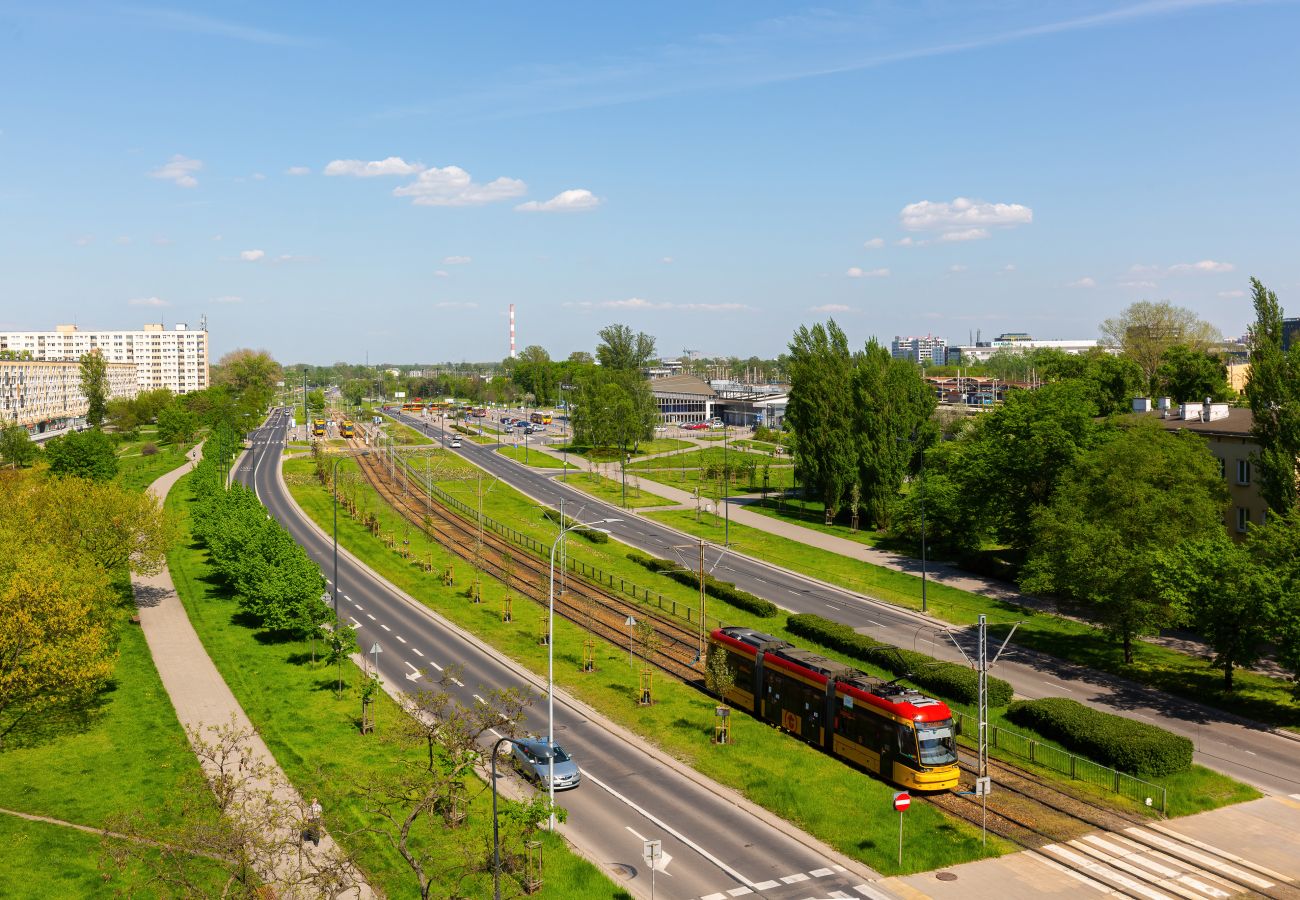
[[509, 303, 516, 359]]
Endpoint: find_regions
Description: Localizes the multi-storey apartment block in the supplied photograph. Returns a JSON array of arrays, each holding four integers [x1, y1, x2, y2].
[[0, 322, 210, 395]]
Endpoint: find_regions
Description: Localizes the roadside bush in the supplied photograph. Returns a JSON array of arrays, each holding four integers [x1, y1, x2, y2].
[[140, 442, 159, 456], [786, 613, 1013, 707], [627, 550, 778, 617], [1006, 697, 1193, 776]]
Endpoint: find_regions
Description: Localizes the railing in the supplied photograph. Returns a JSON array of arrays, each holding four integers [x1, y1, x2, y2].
[[954, 712, 1168, 815], [383, 442, 719, 634]]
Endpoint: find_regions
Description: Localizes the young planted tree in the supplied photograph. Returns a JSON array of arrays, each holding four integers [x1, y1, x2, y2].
[[0, 424, 37, 469]]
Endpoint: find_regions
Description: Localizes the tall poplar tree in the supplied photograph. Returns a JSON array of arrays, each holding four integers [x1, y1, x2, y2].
[[79, 350, 109, 427], [1245, 278, 1300, 515], [786, 320, 856, 522]]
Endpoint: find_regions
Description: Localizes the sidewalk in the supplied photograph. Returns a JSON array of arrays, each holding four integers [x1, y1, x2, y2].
[[132, 447, 373, 898]]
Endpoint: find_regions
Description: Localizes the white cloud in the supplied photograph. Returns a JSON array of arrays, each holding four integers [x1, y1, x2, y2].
[[152, 236, 172, 246], [939, 228, 990, 242], [435, 301, 478, 309], [1170, 259, 1235, 274], [900, 197, 1032, 239], [515, 188, 602, 213], [115, 236, 132, 246], [1120, 280, 1158, 288], [251, 172, 266, 181], [863, 237, 884, 249], [895, 237, 917, 247], [434, 270, 450, 278], [1128, 263, 1160, 274], [240, 249, 265, 261], [811, 304, 851, 313], [661, 256, 674, 264], [1067, 276, 1097, 288], [1002, 264, 1017, 273], [212, 295, 243, 304], [324, 156, 424, 177], [1218, 289, 1246, 299], [948, 264, 968, 273], [211, 234, 223, 241], [150, 154, 203, 188], [128, 296, 169, 307], [442, 255, 472, 265], [393, 166, 527, 207], [285, 166, 311, 176], [270, 254, 314, 264], [846, 266, 890, 278], [73, 235, 93, 246]]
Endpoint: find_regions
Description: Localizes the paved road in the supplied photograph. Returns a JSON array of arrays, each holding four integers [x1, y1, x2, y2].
[[390, 410, 1300, 798], [241, 409, 885, 900]]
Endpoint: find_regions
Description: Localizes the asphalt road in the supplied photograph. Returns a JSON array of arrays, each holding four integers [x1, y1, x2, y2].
[[239, 409, 884, 900], [395, 410, 1300, 798]]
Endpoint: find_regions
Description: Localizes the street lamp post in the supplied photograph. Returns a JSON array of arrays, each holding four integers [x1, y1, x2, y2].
[[546, 514, 616, 826], [721, 421, 730, 546], [492, 735, 550, 900], [332, 450, 370, 622], [919, 442, 927, 614]]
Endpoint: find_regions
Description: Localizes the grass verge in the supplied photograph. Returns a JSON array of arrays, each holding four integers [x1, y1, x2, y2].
[[496, 446, 566, 467], [551, 469, 676, 510]]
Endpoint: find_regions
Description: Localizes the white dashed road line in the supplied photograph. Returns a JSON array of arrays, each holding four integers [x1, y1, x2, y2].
[[379, 623, 391, 632], [366, 613, 375, 621], [396, 635, 407, 643], [412, 648, 423, 657]]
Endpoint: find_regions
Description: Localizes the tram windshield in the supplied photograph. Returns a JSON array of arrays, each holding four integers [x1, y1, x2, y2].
[[916, 721, 958, 766]]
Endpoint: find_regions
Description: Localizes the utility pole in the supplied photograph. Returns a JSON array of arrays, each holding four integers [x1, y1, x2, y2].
[[698, 540, 707, 661]]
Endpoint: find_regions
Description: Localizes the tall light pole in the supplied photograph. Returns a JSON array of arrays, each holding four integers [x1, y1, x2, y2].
[[492, 736, 550, 900], [918, 440, 927, 615], [722, 421, 730, 545], [332, 450, 370, 622], [547, 513, 617, 825]]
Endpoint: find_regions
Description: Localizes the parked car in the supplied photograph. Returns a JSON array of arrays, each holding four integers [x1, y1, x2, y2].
[[684, 422, 709, 430], [510, 737, 581, 790]]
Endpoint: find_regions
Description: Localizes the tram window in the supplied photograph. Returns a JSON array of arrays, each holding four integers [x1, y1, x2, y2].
[[896, 725, 918, 762]]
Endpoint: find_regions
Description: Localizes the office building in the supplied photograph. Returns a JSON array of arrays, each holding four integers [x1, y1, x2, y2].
[[0, 322, 210, 394], [945, 335, 1104, 364]]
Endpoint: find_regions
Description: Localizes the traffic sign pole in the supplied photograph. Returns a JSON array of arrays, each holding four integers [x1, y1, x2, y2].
[[892, 792, 910, 867]]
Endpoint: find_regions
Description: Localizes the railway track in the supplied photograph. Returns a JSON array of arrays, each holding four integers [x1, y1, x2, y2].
[[347, 442, 708, 686]]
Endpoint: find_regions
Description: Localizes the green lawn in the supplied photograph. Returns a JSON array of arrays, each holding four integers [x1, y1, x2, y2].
[[552, 438, 693, 462], [636, 463, 799, 501], [165, 472, 620, 898], [628, 446, 780, 471], [552, 468, 676, 509], [283, 461, 1008, 875], [496, 446, 567, 467], [646, 509, 1300, 731], [743, 496, 888, 547], [115, 433, 195, 494]]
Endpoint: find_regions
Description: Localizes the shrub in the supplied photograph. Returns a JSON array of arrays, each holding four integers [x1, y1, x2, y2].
[[140, 442, 159, 456], [1006, 697, 1193, 777], [786, 613, 1013, 707], [626, 550, 778, 617]]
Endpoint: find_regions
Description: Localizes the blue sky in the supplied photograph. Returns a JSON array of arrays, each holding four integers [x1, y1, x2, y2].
[[1, 1, 1297, 364]]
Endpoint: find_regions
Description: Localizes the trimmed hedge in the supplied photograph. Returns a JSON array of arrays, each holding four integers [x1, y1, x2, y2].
[[1006, 698, 1193, 777], [627, 550, 779, 618], [541, 508, 609, 543], [786, 613, 1014, 708]]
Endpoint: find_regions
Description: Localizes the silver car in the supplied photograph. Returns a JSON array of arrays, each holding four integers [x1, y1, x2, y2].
[[511, 737, 581, 791]]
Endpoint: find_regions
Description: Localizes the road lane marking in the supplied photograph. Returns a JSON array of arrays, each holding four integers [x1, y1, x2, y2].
[[825, 604, 841, 611], [343, 594, 352, 602], [396, 635, 407, 644], [780, 873, 809, 884], [366, 613, 376, 621], [379, 623, 391, 632], [579, 769, 756, 889], [348, 617, 361, 629], [412, 648, 423, 657], [1142, 823, 1291, 883], [810, 868, 834, 877], [1124, 828, 1274, 888], [428, 660, 443, 671], [473, 694, 486, 704], [450, 677, 463, 686]]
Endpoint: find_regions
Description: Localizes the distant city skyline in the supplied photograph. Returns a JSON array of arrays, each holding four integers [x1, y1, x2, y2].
[[1, 1, 1296, 364]]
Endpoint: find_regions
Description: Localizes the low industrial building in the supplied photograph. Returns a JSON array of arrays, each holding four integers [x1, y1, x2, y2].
[[1, 358, 137, 433], [647, 374, 787, 428], [946, 334, 1104, 364]]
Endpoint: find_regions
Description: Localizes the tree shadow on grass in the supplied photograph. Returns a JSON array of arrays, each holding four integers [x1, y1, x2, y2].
[[2, 686, 116, 752]]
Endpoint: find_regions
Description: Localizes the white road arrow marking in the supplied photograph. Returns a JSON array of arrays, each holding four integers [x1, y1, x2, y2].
[[404, 661, 422, 682], [347, 617, 361, 629]]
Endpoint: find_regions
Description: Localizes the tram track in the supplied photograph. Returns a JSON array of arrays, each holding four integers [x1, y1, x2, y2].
[[345, 440, 708, 687]]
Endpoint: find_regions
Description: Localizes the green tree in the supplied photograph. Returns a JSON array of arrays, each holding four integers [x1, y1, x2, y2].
[[852, 338, 937, 529], [1245, 278, 1300, 515], [79, 350, 109, 427], [786, 320, 857, 523], [105, 396, 143, 434], [157, 399, 199, 445], [964, 380, 1104, 549], [342, 379, 368, 408], [1034, 348, 1146, 416], [596, 323, 657, 370], [1100, 300, 1221, 388], [1244, 509, 1300, 696], [0, 425, 36, 469], [570, 368, 655, 453], [512, 345, 559, 405], [212, 348, 281, 414], [1155, 345, 1231, 403], [1021, 419, 1228, 663], [44, 428, 119, 481], [1152, 532, 1275, 692]]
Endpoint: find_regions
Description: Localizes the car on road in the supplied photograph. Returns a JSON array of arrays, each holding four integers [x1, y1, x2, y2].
[[510, 737, 581, 790], [684, 422, 709, 430], [450, 436, 461, 448]]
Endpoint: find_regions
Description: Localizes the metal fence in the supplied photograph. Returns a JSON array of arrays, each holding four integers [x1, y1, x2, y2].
[[386, 447, 718, 633], [954, 712, 1168, 814]]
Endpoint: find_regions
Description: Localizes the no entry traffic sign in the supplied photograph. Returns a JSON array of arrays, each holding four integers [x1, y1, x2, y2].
[[893, 791, 911, 811]]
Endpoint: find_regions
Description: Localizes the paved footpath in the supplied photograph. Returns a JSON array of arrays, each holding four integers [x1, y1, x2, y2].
[[132, 448, 373, 898]]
